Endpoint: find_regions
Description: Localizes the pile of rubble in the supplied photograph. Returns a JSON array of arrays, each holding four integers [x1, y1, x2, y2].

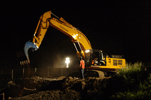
[[0, 76, 109, 100]]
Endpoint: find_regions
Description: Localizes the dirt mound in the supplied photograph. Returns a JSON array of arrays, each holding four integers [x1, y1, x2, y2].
[[0, 76, 110, 100], [11, 89, 80, 100]]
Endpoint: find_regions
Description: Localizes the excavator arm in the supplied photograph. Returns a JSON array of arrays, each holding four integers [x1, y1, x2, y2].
[[20, 11, 92, 65]]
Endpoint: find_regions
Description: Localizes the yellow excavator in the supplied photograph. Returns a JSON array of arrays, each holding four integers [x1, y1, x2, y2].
[[19, 11, 126, 77]]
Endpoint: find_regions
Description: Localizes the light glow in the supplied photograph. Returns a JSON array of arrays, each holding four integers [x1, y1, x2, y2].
[[85, 49, 90, 53], [72, 34, 78, 39], [65, 57, 70, 68]]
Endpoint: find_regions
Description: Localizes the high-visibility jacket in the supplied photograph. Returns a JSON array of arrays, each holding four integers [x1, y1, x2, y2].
[[80, 60, 85, 69]]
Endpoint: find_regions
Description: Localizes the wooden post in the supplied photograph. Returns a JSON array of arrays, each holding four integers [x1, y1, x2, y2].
[[35, 68, 37, 76], [3, 92, 4, 100], [35, 68, 37, 73], [0, 92, 5, 100], [23, 68, 24, 78], [12, 69, 13, 80], [27, 64, 30, 78]]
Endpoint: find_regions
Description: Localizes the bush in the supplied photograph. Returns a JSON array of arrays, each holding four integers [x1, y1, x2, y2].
[[110, 61, 151, 99]]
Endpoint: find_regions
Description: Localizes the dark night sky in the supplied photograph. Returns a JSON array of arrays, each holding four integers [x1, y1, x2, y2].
[[0, 1, 151, 68]]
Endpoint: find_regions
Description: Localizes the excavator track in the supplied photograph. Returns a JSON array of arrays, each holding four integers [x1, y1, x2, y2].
[[85, 70, 105, 78], [84, 69, 118, 78]]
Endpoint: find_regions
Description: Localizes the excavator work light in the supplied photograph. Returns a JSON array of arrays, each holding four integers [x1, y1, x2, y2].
[[72, 34, 78, 39], [85, 49, 90, 53]]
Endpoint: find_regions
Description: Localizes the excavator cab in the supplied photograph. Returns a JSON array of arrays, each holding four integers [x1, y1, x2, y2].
[[84, 49, 106, 66]]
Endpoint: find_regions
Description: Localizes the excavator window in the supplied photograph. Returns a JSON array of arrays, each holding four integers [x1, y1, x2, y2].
[[92, 52, 99, 65], [99, 51, 106, 66], [118, 60, 122, 65], [113, 60, 117, 66], [85, 51, 91, 66], [91, 51, 106, 66]]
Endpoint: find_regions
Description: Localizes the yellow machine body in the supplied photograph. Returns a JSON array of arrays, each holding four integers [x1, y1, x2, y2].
[[20, 10, 126, 76], [87, 57, 126, 70]]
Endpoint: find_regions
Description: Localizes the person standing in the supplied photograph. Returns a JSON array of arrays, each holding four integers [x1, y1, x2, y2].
[[80, 57, 85, 79]]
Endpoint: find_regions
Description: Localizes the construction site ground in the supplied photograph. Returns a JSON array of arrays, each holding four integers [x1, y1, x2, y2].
[[0, 75, 112, 100], [1, 67, 150, 100]]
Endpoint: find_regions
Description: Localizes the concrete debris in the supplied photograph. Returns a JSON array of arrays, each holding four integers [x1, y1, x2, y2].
[[7, 81, 16, 86], [68, 76, 73, 80]]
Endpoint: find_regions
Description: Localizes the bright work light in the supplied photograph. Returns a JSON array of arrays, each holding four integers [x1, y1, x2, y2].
[[85, 49, 90, 53], [65, 57, 70, 68]]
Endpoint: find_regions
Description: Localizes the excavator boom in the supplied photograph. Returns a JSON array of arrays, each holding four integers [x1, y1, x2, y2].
[[20, 11, 92, 65]]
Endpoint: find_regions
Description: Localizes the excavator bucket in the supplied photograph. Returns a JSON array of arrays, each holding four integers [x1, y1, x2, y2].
[[19, 41, 38, 65]]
